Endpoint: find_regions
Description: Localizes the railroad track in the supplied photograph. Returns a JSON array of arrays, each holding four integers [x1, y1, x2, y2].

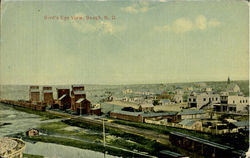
[[47, 110, 171, 145]]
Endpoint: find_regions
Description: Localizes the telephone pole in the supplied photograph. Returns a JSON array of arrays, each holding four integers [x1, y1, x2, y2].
[[103, 118, 106, 147]]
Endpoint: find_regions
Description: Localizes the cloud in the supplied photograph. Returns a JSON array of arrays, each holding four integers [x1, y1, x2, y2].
[[70, 13, 125, 35], [121, 1, 150, 14], [195, 15, 207, 30], [208, 18, 221, 27], [96, 21, 125, 35], [173, 18, 193, 33], [155, 15, 221, 33]]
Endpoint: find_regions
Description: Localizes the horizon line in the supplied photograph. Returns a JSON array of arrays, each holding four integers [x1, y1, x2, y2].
[[0, 79, 249, 86]]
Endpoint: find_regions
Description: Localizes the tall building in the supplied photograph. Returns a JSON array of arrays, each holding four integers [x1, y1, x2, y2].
[[56, 88, 71, 110], [42, 86, 53, 105], [29, 86, 40, 102], [71, 84, 86, 111]]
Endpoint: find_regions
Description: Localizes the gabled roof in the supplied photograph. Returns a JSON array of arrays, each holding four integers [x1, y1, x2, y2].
[[139, 103, 154, 108], [76, 98, 85, 103], [180, 110, 204, 115], [142, 112, 177, 117], [59, 94, 67, 100], [179, 119, 197, 126], [111, 110, 177, 117], [227, 83, 239, 89], [231, 121, 249, 128], [111, 110, 143, 116]]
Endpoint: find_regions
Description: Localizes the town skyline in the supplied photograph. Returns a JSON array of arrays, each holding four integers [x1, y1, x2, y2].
[[0, 0, 249, 85], [0, 78, 248, 86]]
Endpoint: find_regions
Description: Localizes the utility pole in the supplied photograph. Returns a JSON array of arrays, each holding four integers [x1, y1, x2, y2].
[[80, 103, 82, 116], [215, 122, 218, 135], [103, 118, 106, 147]]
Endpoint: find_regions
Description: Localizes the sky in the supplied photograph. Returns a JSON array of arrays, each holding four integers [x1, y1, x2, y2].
[[0, 0, 249, 85]]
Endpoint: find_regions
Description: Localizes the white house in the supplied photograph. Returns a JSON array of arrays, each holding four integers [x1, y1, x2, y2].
[[123, 89, 133, 94], [173, 94, 183, 103], [188, 92, 220, 109], [214, 93, 249, 112]]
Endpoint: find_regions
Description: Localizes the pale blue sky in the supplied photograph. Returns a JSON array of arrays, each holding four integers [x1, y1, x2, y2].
[[0, 0, 249, 85]]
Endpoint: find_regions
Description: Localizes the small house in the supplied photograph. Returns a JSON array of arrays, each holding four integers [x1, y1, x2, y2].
[[173, 95, 183, 103], [179, 119, 202, 131], [29, 86, 40, 102], [180, 110, 205, 119], [229, 120, 249, 133], [138, 103, 154, 112], [26, 128, 39, 136]]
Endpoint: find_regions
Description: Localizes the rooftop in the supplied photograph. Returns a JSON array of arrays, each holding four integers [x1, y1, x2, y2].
[[111, 110, 178, 117], [76, 98, 85, 103], [139, 103, 154, 108], [43, 90, 53, 93], [179, 119, 197, 126], [58, 94, 67, 100], [231, 121, 249, 128], [111, 110, 143, 116], [72, 84, 85, 88], [180, 110, 204, 115], [73, 90, 86, 95], [142, 111, 177, 117]]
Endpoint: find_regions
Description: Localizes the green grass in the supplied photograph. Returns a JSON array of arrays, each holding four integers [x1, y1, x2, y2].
[[39, 121, 103, 142], [23, 153, 43, 158], [26, 136, 148, 158], [61, 119, 167, 154], [12, 106, 62, 120], [39, 120, 166, 155]]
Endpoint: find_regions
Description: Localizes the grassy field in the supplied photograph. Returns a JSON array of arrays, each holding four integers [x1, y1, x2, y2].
[[26, 135, 151, 158], [38, 120, 167, 156], [60, 119, 206, 158], [39, 121, 103, 142], [13, 106, 62, 120]]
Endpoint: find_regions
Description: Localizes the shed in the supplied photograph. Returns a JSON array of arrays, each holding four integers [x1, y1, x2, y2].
[[26, 128, 39, 136], [179, 119, 202, 130]]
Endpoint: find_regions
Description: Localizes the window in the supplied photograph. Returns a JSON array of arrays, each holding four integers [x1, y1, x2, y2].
[[212, 98, 214, 101], [243, 100, 245, 103], [216, 98, 218, 101], [233, 100, 235, 104], [193, 98, 196, 102], [240, 100, 242, 103], [189, 98, 191, 102], [246, 100, 248, 103]]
